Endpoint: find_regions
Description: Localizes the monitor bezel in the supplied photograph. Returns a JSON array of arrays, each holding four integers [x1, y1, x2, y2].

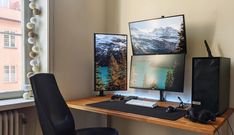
[[129, 14, 187, 55], [94, 33, 128, 91], [129, 54, 186, 92]]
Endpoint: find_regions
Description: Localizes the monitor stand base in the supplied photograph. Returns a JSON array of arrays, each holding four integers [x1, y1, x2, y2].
[[97, 90, 105, 97], [159, 91, 166, 101]]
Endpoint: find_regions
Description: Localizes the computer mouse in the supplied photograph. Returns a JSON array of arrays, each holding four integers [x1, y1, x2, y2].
[[165, 106, 176, 113], [111, 95, 124, 100]]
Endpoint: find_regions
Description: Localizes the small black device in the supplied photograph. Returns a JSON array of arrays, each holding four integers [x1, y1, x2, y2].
[[111, 95, 125, 100], [123, 96, 138, 101], [185, 108, 216, 124], [165, 106, 177, 113], [192, 57, 230, 115]]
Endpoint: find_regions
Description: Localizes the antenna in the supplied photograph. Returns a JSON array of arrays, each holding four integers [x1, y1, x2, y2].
[[204, 40, 213, 57]]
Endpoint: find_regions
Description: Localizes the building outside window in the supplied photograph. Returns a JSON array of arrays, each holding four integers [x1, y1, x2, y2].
[[0, 0, 20, 10], [0, 0, 22, 94]]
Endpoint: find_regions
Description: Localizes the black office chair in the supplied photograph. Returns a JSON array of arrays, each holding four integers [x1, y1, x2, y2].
[[30, 73, 119, 135]]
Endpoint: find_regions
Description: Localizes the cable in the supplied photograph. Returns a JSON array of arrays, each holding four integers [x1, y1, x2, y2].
[[227, 119, 234, 135], [211, 124, 220, 135]]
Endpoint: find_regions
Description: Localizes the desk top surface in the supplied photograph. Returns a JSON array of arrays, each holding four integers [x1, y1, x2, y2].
[[67, 95, 234, 135]]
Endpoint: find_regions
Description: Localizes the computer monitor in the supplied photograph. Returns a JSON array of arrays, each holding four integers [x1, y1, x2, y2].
[[129, 14, 186, 55], [129, 54, 185, 94], [94, 33, 128, 96]]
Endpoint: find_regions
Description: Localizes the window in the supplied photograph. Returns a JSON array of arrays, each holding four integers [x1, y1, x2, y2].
[[3, 66, 16, 83], [0, 0, 24, 97], [0, 0, 9, 8], [4, 31, 16, 48]]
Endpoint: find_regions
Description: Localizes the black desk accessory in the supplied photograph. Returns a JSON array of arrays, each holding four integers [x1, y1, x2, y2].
[[123, 96, 138, 101], [185, 108, 216, 124], [165, 106, 177, 113], [111, 94, 125, 100], [97, 90, 105, 97], [88, 100, 187, 120]]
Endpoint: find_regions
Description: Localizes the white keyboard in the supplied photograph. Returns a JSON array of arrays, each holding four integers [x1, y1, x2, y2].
[[125, 99, 157, 108]]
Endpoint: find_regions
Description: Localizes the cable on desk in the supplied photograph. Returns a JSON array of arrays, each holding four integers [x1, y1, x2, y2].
[[227, 119, 234, 135], [211, 124, 220, 135]]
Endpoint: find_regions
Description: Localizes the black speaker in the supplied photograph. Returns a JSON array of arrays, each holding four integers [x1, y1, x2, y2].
[[192, 57, 230, 115]]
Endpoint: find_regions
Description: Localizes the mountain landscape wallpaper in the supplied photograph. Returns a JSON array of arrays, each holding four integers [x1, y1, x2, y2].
[[130, 54, 185, 91], [129, 15, 186, 55], [95, 34, 127, 91]]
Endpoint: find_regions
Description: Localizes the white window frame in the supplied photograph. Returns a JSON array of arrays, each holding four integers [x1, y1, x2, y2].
[[3, 65, 17, 83], [0, 0, 9, 8], [4, 31, 16, 48]]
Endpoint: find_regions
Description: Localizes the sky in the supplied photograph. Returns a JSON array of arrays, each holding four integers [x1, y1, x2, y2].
[[130, 15, 184, 32]]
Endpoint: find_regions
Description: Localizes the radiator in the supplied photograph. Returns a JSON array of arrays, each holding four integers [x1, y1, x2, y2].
[[0, 110, 26, 135]]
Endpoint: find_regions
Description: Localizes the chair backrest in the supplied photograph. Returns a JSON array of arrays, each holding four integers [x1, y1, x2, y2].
[[30, 73, 75, 135]]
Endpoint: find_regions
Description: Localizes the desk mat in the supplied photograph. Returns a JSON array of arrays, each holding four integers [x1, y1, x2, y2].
[[87, 100, 186, 121]]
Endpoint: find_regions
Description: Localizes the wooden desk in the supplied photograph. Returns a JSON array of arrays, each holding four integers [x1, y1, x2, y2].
[[67, 95, 234, 135]]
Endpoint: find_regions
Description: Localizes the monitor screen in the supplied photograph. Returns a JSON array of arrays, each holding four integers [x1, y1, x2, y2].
[[129, 54, 185, 92], [129, 15, 186, 55], [94, 33, 128, 91]]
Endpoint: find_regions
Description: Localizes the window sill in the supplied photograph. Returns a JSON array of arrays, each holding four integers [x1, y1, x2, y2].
[[3, 47, 17, 49], [0, 97, 35, 112]]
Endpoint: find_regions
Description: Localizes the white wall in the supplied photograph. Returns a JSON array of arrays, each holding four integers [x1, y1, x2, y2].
[[52, 0, 108, 130], [52, 0, 107, 100]]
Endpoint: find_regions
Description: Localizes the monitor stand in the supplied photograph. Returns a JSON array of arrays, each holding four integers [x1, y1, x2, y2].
[[159, 91, 166, 101], [97, 90, 105, 97]]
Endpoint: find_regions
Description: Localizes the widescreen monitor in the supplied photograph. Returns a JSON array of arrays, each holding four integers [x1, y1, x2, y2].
[[129, 15, 187, 55], [94, 33, 128, 93], [129, 54, 185, 92]]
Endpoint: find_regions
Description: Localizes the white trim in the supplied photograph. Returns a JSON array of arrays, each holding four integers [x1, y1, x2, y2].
[[48, 0, 54, 73], [3, 31, 17, 48], [3, 65, 17, 83], [21, 0, 27, 88], [0, 0, 10, 8], [36, 0, 50, 73], [0, 97, 34, 112]]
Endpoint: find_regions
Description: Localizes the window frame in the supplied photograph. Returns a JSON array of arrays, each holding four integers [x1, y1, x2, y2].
[[3, 66, 9, 82], [3, 31, 16, 48], [3, 65, 17, 83], [0, 0, 10, 8]]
